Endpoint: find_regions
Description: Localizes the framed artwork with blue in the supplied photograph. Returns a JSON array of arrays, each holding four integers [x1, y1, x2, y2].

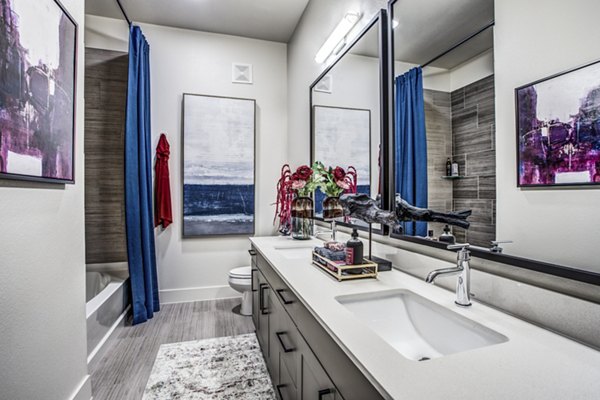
[[182, 94, 256, 237]]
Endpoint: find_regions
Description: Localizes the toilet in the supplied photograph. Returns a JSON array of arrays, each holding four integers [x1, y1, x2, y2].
[[228, 266, 252, 316]]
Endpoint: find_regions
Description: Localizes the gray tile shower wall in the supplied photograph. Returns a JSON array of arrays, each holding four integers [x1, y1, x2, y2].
[[85, 48, 129, 264], [423, 89, 453, 237], [450, 75, 496, 246]]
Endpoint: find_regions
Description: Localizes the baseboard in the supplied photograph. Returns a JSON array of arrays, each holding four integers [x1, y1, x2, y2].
[[69, 374, 92, 400], [160, 285, 241, 304], [88, 305, 132, 365]]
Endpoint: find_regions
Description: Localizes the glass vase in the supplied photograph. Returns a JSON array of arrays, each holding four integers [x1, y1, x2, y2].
[[291, 196, 313, 240], [322, 196, 344, 221]]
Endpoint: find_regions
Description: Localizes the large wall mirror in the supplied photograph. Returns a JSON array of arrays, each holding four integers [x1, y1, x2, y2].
[[311, 10, 390, 233], [389, 0, 600, 285], [390, 0, 495, 244]]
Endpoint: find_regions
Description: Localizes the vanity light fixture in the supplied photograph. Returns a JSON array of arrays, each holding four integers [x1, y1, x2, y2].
[[314, 11, 362, 64]]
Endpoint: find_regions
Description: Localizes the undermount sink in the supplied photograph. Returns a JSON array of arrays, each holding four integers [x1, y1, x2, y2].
[[336, 289, 508, 361], [274, 245, 314, 260]]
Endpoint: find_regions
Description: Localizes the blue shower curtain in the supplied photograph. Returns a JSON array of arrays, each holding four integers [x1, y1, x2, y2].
[[395, 67, 428, 236], [125, 26, 159, 325]]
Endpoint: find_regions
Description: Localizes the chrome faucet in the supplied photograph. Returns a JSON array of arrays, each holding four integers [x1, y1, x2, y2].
[[425, 243, 472, 307], [490, 240, 513, 253], [314, 228, 334, 241]]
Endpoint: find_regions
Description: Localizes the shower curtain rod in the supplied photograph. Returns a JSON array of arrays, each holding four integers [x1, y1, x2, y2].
[[116, 0, 132, 26], [421, 21, 495, 68]]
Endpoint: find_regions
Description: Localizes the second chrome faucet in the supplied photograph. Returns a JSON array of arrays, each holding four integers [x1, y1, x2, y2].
[[425, 243, 472, 307]]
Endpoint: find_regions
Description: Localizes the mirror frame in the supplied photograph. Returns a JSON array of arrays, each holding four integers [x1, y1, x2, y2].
[[386, 0, 600, 286], [310, 9, 391, 235]]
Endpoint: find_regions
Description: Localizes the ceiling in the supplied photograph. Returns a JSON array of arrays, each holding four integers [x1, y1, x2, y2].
[[392, 0, 494, 69], [85, 0, 310, 43]]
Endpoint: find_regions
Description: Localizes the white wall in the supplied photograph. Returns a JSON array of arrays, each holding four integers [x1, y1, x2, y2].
[[395, 50, 494, 94], [495, 0, 600, 271], [85, 16, 288, 303], [0, 1, 91, 399], [287, 0, 387, 167], [450, 49, 494, 91]]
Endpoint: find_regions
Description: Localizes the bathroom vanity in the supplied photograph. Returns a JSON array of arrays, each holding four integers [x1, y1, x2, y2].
[[250, 236, 600, 400]]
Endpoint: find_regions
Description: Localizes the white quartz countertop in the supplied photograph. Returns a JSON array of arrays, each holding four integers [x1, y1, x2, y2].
[[250, 236, 600, 400]]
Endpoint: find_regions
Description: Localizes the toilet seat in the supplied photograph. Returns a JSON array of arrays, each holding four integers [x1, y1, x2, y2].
[[228, 266, 251, 279]]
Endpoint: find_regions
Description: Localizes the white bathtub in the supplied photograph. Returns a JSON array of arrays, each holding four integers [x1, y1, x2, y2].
[[86, 263, 130, 364]]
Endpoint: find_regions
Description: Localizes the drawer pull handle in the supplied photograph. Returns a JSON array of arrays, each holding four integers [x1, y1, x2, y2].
[[251, 269, 258, 292], [259, 284, 269, 315], [276, 384, 287, 399], [276, 288, 294, 305], [248, 249, 257, 256], [275, 331, 296, 353], [318, 388, 335, 400]]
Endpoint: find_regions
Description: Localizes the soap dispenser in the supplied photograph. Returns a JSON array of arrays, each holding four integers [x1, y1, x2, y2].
[[345, 228, 364, 265], [438, 225, 456, 244]]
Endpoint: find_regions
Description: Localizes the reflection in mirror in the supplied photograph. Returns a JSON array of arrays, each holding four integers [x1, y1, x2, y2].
[[311, 11, 388, 233], [391, 0, 496, 248]]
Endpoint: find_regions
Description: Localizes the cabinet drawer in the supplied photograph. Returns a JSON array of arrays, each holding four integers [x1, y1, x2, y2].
[[276, 356, 298, 400], [273, 299, 300, 389], [301, 346, 344, 400]]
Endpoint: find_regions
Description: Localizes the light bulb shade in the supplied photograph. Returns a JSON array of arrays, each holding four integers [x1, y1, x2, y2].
[[314, 11, 362, 64]]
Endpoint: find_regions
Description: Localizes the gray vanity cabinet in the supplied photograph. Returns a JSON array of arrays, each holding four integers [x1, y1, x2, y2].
[[255, 268, 271, 359], [251, 264, 259, 329], [251, 246, 383, 400]]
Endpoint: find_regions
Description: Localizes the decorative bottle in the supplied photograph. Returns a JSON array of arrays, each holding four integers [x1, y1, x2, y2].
[[345, 228, 364, 265]]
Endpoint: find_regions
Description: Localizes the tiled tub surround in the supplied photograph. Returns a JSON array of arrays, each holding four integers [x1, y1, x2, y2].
[[250, 236, 600, 399], [419, 77, 496, 244], [84, 48, 129, 264], [451, 75, 496, 246], [423, 89, 453, 238]]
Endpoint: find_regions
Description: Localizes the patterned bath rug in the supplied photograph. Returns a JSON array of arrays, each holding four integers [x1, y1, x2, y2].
[[143, 333, 276, 400]]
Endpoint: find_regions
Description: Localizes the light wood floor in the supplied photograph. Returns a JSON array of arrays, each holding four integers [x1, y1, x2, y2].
[[89, 298, 255, 400]]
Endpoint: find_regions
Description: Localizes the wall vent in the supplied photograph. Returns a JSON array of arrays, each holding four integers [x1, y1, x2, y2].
[[314, 75, 332, 93], [232, 63, 253, 84]]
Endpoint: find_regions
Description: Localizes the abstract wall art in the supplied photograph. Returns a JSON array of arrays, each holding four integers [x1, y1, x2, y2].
[[0, 0, 77, 183], [182, 94, 256, 237], [516, 60, 600, 187]]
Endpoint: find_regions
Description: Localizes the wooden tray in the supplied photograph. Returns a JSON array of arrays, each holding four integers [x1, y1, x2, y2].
[[312, 251, 378, 281]]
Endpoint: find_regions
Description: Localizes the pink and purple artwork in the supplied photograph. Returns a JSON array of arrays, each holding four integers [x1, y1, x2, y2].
[[516, 60, 600, 187], [0, 0, 77, 183]]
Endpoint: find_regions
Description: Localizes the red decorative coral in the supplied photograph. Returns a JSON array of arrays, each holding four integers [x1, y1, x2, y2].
[[274, 164, 294, 234]]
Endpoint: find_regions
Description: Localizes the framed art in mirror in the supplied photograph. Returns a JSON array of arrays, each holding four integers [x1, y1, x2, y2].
[[516, 59, 600, 187], [0, 0, 78, 184], [310, 9, 391, 235], [313, 105, 371, 220], [182, 94, 256, 237]]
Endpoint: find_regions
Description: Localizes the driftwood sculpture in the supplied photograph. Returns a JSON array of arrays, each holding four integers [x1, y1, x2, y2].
[[339, 193, 472, 230]]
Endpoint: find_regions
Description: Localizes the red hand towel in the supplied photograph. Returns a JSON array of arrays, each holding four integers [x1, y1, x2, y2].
[[154, 133, 173, 228]]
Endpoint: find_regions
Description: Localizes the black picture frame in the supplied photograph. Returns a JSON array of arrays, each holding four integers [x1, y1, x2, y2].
[[514, 60, 600, 189], [181, 93, 257, 238], [0, 0, 78, 184], [309, 9, 391, 235]]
